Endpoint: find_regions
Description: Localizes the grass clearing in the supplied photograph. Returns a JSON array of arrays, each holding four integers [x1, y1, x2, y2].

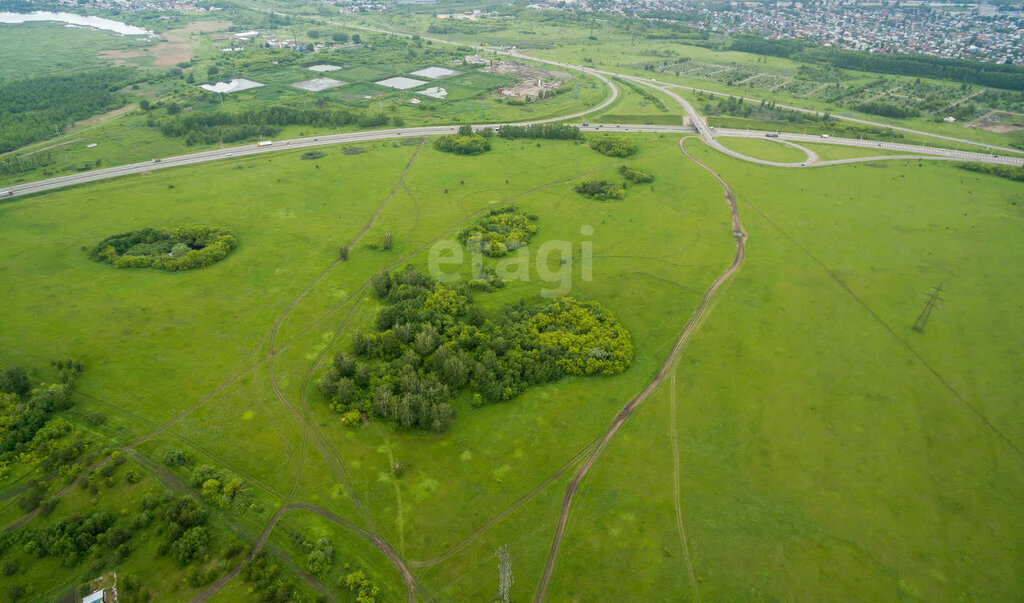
[[718, 136, 809, 162], [3, 129, 1022, 599]]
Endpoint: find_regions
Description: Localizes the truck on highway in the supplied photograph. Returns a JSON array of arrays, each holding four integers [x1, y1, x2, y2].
[[820, 134, 830, 138], [765, 133, 780, 138], [2, 190, 13, 197], [257, 141, 273, 147]]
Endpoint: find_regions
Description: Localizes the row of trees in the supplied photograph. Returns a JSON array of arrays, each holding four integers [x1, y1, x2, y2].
[[957, 162, 1024, 182], [456, 205, 539, 257], [155, 105, 393, 145], [496, 123, 583, 140], [853, 101, 921, 119], [319, 266, 633, 432], [730, 34, 1024, 91], [0, 67, 139, 153], [90, 226, 238, 272]]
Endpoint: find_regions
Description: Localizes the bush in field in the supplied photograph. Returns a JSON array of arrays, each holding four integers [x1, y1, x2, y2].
[[574, 179, 625, 201], [589, 135, 638, 157], [89, 227, 237, 272], [456, 206, 538, 257], [619, 165, 654, 184]]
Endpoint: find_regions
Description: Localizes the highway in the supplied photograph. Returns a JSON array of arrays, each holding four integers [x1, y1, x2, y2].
[[4, 24, 1023, 199]]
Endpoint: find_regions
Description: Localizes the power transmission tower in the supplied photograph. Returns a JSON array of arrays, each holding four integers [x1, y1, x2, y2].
[[913, 283, 944, 333], [496, 545, 513, 603]]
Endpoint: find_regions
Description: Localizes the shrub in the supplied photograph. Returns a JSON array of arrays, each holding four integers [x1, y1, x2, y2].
[[619, 165, 654, 184], [301, 151, 326, 160], [574, 179, 626, 201]]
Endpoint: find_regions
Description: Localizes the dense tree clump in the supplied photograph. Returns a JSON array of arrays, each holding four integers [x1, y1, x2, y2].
[[456, 205, 538, 257], [853, 101, 920, 119], [188, 464, 260, 514], [318, 266, 633, 432], [574, 179, 625, 200], [89, 227, 237, 272], [0, 67, 139, 152], [241, 551, 305, 603], [496, 123, 582, 140], [432, 126, 492, 155], [589, 135, 638, 157], [620, 165, 654, 184], [0, 361, 86, 483]]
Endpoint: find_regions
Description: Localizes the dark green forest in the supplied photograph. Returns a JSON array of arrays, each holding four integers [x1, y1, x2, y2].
[[0, 68, 140, 153]]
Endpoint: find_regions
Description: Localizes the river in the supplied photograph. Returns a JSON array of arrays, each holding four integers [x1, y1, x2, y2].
[[0, 11, 154, 36]]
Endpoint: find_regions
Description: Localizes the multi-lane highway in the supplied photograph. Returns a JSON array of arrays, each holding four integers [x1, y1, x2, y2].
[[4, 32, 1023, 200]]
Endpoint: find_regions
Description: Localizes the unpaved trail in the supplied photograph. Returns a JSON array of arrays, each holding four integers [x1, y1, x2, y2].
[[669, 371, 700, 602], [534, 137, 747, 600], [193, 502, 422, 603]]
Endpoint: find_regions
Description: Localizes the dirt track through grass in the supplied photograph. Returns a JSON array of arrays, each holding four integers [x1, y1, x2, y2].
[[534, 136, 747, 600]]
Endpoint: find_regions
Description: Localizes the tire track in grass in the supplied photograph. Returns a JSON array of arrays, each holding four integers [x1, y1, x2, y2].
[[669, 370, 700, 602], [534, 137, 747, 600], [194, 503, 428, 603], [277, 142, 423, 524]]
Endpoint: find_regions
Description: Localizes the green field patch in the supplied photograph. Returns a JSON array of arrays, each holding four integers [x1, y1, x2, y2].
[[718, 136, 809, 163], [335, 65, 393, 82]]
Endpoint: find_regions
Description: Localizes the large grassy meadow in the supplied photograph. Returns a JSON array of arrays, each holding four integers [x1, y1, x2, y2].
[[1, 127, 1022, 600]]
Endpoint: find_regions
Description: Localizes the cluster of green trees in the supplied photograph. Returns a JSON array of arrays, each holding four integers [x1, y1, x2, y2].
[[574, 179, 625, 200], [341, 569, 382, 602], [0, 67, 138, 153], [16, 511, 125, 568], [456, 205, 539, 257], [189, 464, 260, 514], [0, 365, 86, 483], [620, 165, 654, 184], [853, 101, 920, 119], [242, 551, 305, 602], [957, 162, 1024, 182], [319, 266, 632, 431], [433, 125, 492, 155], [496, 123, 582, 140], [155, 106, 393, 146], [90, 226, 237, 272], [590, 135, 639, 157]]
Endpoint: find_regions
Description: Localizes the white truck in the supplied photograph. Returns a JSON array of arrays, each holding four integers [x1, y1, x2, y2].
[[257, 140, 274, 147]]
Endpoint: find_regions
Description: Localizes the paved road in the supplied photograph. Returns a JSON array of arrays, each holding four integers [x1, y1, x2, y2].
[[7, 120, 1020, 199]]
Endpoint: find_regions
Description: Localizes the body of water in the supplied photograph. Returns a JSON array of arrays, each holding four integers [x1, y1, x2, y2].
[[0, 11, 154, 36]]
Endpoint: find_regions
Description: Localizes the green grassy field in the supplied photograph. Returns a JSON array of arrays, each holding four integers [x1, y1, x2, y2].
[[717, 136, 809, 163], [0, 22, 152, 82], [2, 117, 1023, 600]]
